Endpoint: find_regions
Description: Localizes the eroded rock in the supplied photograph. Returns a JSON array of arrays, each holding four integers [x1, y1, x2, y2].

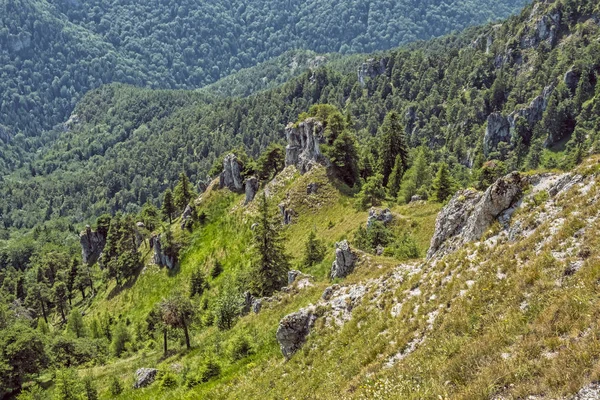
[[331, 240, 358, 279], [285, 118, 327, 174], [427, 172, 526, 258], [276, 306, 317, 359], [80, 225, 107, 265], [133, 368, 158, 389], [484, 113, 511, 156], [306, 182, 319, 195], [219, 153, 244, 192], [367, 208, 393, 228], [245, 176, 259, 204], [150, 234, 176, 269]]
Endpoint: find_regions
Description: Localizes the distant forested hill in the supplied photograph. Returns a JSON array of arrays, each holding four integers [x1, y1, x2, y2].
[[0, 0, 528, 138]]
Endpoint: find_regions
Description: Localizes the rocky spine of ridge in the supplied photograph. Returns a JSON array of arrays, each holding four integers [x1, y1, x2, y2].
[[284, 118, 328, 174]]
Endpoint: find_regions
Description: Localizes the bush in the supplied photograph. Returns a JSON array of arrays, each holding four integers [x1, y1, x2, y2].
[[109, 376, 123, 396], [354, 221, 392, 253], [230, 335, 254, 361], [158, 372, 178, 390], [82, 376, 98, 400], [210, 260, 223, 279], [200, 359, 221, 382]]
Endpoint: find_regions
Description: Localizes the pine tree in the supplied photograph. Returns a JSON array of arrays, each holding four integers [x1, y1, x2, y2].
[[82, 376, 98, 400], [327, 130, 360, 187], [249, 193, 290, 296], [189, 269, 207, 298], [257, 143, 285, 180], [387, 155, 404, 197], [380, 111, 409, 185], [66, 259, 78, 306], [398, 147, 431, 204], [303, 231, 326, 267], [101, 214, 140, 285], [53, 369, 82, 400], [66, 310, 86, 338], [355, 173, 387, 210], [173, 172, 194, 211], [162, 189, 175, 224], [431, 163, 455, 202], [53, 281, 68, 324]]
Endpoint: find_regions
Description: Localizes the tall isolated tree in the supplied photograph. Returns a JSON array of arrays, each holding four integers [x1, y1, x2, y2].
[[257, 143, 285, 180], [431, 163, 455, 202], [380, 111, 409, 185], [173, 172, 194, 211], [249, 193, 290, 297], [53, 281, 68, 323], [159, 295, 194, 350], [162, 189, 175, 224], [327, 130, 360, 187]]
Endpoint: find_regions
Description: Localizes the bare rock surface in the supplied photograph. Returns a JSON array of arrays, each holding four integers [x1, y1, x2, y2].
[[80, 225, 107, 265], [285, 118, 327, 174], [219, 153, 244, 192], [134, 368, 158, 389], [330, 240, 358, 279]]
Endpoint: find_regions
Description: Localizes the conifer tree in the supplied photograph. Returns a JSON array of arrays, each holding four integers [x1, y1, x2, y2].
[[257, 143, 285, 180], [328, 130, 360, 187], [380, 111, 409, 185], [355, 173, 387, 210], [66, 310, 86, 338], [303, 231, 326, 267], [173, 172, 194, 211], [431, 163, 455, 202], [162, 189, 175, 224], [53, 281, 68, 324], [387, 155, 404, 197], [189, 269, 207, 298], [249, 193, 290, 297]]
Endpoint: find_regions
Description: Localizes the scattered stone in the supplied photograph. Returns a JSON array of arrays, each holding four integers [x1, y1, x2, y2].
[[376, 245, 385, 256], [244, 176, 259, 204], [367, 208, 393, 228], [136, 222, 145, 229], [252, 299, 262, 314], [80, 225, 107, 265], [288, 270, 302, 285], [276, 306, 317, 359], [133, 368, 158, 389], [219, 153, 244, 192], [410, 195, 423, 203], [330, 240, 358, 279], [572, 383, 600, 400]]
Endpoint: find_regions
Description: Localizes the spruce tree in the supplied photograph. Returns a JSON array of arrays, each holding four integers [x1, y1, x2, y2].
[[66, 310, 87, 338], [257, 143, 285, 180], [303, 231, 326, 267], [387, 155, 404, 197], [173, 172, 194, 211], [162, 189, 175, 224], [431, 163, 455, 202], [53, 281, 68, 324], [249, 193, 290, 297], [380, 111, 409, 185], [189, 269, 207, 298], [355, 174, 387, 210]]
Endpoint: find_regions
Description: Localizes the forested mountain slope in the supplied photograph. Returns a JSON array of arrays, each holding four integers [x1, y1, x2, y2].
[[0, 0, 528, 138], [2, 0, 599, 230]]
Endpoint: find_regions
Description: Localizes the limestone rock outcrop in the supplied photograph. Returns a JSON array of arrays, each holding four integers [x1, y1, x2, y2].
[[484, 113, 511, 156], [241, 291, 262, 315], [150, 234, 176, 269], [245, 176, 259, 204], [331, 240, 358, 279], [507, 85, 554, 143], [80, 226, 107, 265], [180, 204, 195, 230], [367, 208, 393, 228], [279, 202, 295, 225], [520, 5, 561, 49], [284, 118, 327, 174], [427, 172, 526, 259], [133, 368, 158, 389], [306, 182, 319, 195], [564, 68, 580, 93], [219, 153, 244, 192], [197, 176, 212, 194], [276, 306, 317, 359], [357, 57, 388, 86]]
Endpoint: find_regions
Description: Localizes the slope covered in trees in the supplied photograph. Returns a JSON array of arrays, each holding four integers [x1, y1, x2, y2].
[[2, 0, 600, 230], [0, 0, 529, 139]]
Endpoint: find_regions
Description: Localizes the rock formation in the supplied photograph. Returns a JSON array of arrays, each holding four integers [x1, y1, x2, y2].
[[330, 240, 358, 279], [357, 57, 388, 86], [245, 176, 259, 204], [483, 113, 511, 156], [197, 176, 212, 194], [80, 225, 107, 265], [520, 5, 561, 49], [219, 153, 244, 192], [150, 234, 176, 269], [367, 208, 393, 228], [180, 204, 194, 230], [276, 306, 317, 359], [133, 368, 158, 389], [427, 172, 526, 259], [284, 118, 327, 174], [507, 85, 554, 143], [564, 68, 580, 93], [279, 202, 295, 225], [306, 182, 319, 195]]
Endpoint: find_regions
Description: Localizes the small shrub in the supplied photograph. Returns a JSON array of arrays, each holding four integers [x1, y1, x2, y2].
[[82, 376, 98, 400], [210, 260, 223, 279], [230, 335, 254, 361], [158, 372, 178, 390], [201, 359, 221, 382], [109, 376, 123, 396]]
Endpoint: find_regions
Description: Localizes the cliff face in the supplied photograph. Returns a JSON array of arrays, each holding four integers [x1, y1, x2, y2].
[[80, 226, 107, 265], [219, 153, 244, 193], [284, 118, 327, 174]]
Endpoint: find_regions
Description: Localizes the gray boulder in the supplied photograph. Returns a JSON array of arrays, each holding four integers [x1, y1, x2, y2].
[[357, 57, 388, 86], [484, 113, 511, 156], [197, 176, 212, 194], [427, 172, 526, 259], [331, 240, 358, 279], [276, 306, 317, 359], [80, 225, 107, 265], [288, 270, 302, 285], [150, 234, 176, 269], [410, 195, 424, 203], [284, 118, 327, 174], [367, 208, 393, 228], [180, 204, 194, 230], [279, 203, 295, 225], [245, 176, 259, 204], [133, 368, 158, 389], [564, 68, 580, 93], [219, 153, 244, 192]]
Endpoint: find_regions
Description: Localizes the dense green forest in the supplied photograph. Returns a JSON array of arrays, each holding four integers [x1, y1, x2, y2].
[[0, 0, 528, 140], [2, 0, 600, 230]]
